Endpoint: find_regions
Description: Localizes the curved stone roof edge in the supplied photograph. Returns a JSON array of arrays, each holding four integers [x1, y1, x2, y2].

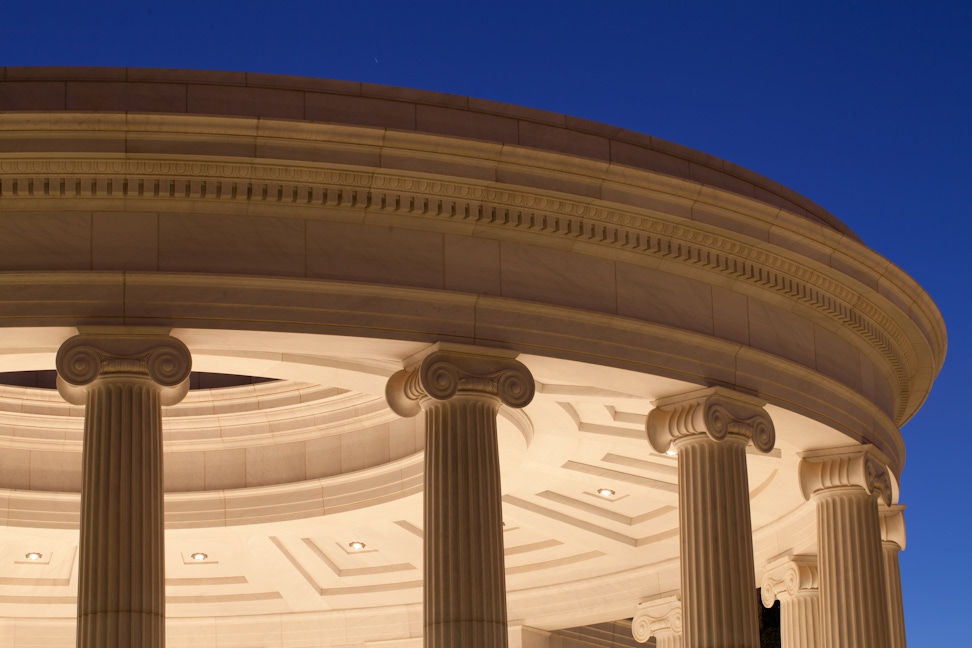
[[0, 66, 859, 241]]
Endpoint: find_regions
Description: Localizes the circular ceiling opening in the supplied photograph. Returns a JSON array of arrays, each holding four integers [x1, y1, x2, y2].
[[0, 370, 276, 390]]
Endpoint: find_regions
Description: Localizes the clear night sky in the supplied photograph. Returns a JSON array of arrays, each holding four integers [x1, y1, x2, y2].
[[1, 2, 969, 645]]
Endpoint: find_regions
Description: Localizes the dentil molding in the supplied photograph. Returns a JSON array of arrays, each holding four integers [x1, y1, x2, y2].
[[0, 148, 939, 426]]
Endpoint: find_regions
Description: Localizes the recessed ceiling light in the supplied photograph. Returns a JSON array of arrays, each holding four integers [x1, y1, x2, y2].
[[666, 449, 677, 456], [348, 541, 366, 550], [596, 488, 615, 497], [25, 552, 42, 561], [189, 552, 208, 561]]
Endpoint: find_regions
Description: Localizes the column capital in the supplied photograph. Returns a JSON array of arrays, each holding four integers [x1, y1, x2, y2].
[[632, 594, 682, 643], [385, 344, 534, 417], [56, 330, 192, 406], [880, 504, 907, 550], [645, 386, 775, 454], [761, 555, 819, 607], [799, 445, 892, 505]]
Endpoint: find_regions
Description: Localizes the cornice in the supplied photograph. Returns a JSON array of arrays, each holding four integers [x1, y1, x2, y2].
[[0, 117, 944, 428], [0, 70, 861, 241]]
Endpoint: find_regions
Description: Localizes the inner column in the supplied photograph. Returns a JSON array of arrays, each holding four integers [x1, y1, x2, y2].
[[56, 330, 191, 648], [800, 446, 893, 648], [880, 505, 908, 648], [386, 345, 534, 648]]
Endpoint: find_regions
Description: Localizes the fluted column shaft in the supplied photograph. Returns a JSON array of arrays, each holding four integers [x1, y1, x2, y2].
[[654, 633, 683, 648], [880, 505, 907, 648], [387, 346, 534, 648], [78, 379, 165, 646], [57, 332, 191, 648], [678, 435, 758, 646], [646, 388, 775, 648], [882, 542, 906, 648], [780, 593, 821, 648], [425, 394, 507, 647], [761, 557, 820, 648], [801, 446, 894, 648], [815, 489, 890, 648]]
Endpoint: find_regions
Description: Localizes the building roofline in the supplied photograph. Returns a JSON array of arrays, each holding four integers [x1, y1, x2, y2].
[[0, 66, 858, 239]]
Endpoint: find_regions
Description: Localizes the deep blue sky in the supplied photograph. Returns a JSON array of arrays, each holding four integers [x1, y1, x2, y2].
[[1, 1, 968, 644]]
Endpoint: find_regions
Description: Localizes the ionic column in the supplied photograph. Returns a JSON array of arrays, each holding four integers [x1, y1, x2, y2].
[[632, 594, 682, 648], [57, 331, 191, 648], [879, 505, 907, 648], [646, 388, 775, 648], [761, 556, 821, 648], [799, 446, 892, 648], [387, 345, 535, 648]]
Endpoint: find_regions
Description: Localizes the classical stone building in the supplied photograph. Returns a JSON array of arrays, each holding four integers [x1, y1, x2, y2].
[[0, 68, 945, 648]]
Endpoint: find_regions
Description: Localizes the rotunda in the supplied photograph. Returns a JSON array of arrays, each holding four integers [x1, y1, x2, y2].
[[0, 68, 945, 648]]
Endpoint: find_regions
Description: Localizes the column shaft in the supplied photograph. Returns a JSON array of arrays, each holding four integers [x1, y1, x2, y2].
[[58, 332, 191, 648], [424, 397, 507, 648], [678, 436, 759, 647], [386, 346, 534, 648], [883, 542, 906, 648], [780, 593, 820, 648], [78, 379, 165, 647], [816, 489, 890, 648], [655, 633, 683, 648]]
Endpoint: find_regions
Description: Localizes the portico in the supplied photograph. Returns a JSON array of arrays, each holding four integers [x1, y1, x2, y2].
[[0, 68, 944, 648]]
